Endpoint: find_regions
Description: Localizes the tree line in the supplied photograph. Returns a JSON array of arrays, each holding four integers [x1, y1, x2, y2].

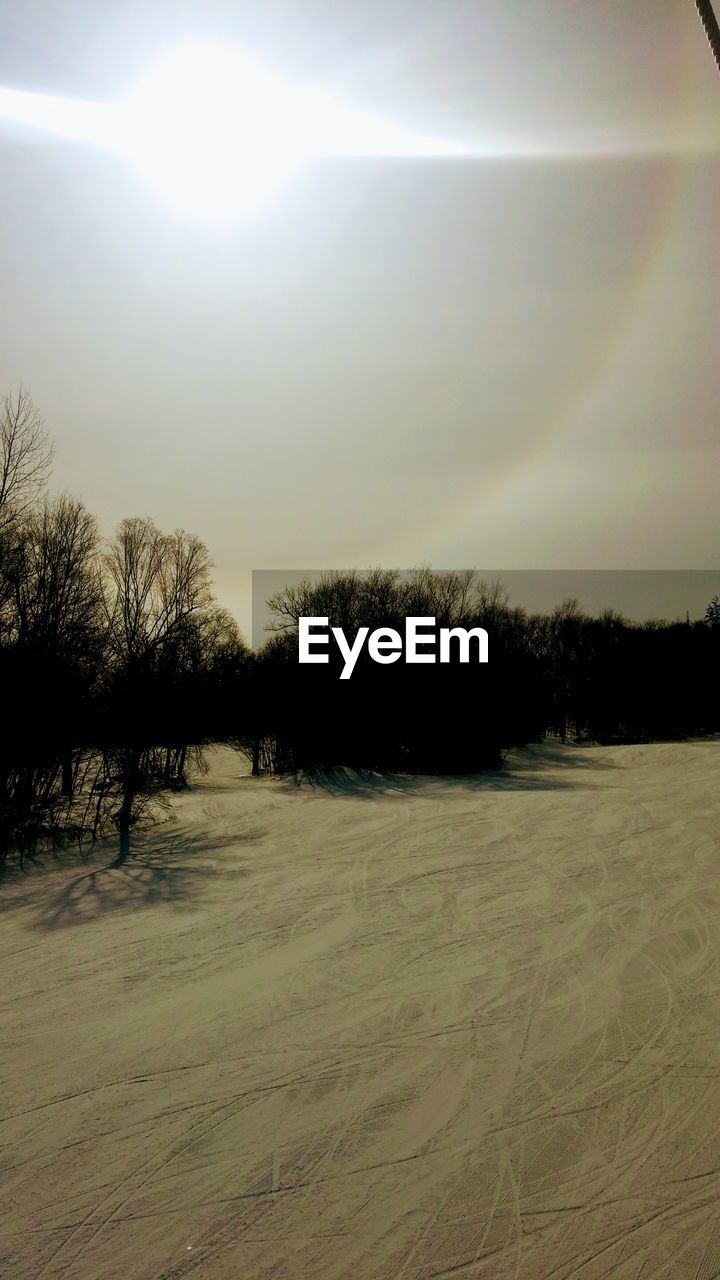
[[1, 389, 718, 867], [0, 389, 249, 866], [248, 569, 719, 775]]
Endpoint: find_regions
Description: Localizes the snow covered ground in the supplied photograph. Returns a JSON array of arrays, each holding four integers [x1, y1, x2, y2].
[[2, 738, 720, 1279]]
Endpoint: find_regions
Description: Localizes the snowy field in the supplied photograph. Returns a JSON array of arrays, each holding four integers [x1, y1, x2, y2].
[[2, 739, 720, 1280]]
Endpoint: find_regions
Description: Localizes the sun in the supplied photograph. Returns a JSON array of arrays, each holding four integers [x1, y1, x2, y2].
[[0, 42, 465, 221], [114, 45, 312, 220]]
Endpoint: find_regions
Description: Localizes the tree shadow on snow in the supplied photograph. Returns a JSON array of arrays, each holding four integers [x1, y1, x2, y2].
[[282, 742, 620, 800], [7, 829, 257, 932]]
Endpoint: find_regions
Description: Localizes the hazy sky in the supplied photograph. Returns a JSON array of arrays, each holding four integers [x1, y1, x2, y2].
[[1, 1, 718, 636]]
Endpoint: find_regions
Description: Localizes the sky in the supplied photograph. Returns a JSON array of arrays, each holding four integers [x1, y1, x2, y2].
[[1, 1, 718, 638]]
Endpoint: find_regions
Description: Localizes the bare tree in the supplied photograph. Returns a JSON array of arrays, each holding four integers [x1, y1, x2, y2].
[[12, 494, 102, 659], [0, 495, 103, 813], [0, 388, 53, 530], [103, 517, 213, 671], [101, 518, 214, 845]]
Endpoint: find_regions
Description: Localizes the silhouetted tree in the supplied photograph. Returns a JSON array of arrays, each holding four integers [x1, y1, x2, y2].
[[103, 517, 212, 675], [100, 517, 224, 845], [0, 492, 105, 858], [706, 596, 720, 626], [0, 388, 53, 531]]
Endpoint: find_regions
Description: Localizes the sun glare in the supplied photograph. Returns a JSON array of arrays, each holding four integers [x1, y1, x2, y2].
[[115, 45, 310, 219], [0, 42, 465, 220]]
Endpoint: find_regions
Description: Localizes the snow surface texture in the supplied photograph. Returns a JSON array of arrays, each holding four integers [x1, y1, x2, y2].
[[2, 739, 719, 1279]]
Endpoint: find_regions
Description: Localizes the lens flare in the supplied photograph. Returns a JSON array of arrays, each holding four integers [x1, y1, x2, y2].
[[0, 42, 466, 220]]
